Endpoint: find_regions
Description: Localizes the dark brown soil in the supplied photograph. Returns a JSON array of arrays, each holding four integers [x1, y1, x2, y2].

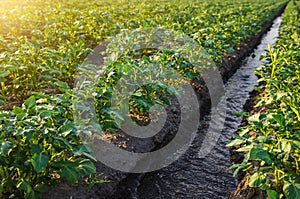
[[228, 87, 268, 199], [230, 174, 268, 199], [226, 5, 288, 195], [226, 4, 288, 195], [219, 3, 287, 82], [226, 4, 288, 198], [43, 3, 288, 199]]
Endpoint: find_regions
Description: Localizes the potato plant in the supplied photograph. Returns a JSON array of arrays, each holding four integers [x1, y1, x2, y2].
[[0, 0, 294, 198], [227, 1, 300, 198], [94, 48, 198, 132], [0, 0, 287, 103], [0, 88, 102, 198]]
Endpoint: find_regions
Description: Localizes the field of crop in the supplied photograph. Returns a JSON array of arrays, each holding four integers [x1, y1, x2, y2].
[[228, 1, 300, 199], [0, 0, 287, 104], [0, 0, 297, 198]]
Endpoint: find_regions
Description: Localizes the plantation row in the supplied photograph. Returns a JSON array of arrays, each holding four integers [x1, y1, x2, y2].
[[0, 0, 287, 104], [228, 1, 300, 199], [0, 0, 291, 198]]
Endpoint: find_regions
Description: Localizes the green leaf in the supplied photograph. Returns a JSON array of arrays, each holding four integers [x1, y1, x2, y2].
[[281, 140, 292, 154], [31, 152, 49, 173], [0, 71, 10, 77], [106, 110, 124, 121], [24, 96, 36, 109], [159, 95, 171, 105], [49, 69, 62, 76], [34, 183, 49, 193], [30, 144, 42, 154], [17, 181, 37, 199], [292, 140, 300, 150], [272, 114, 285, 127], [248, 113, 260, 122], [55, 80, 70, 92], [236, 144, 254, 152], [226, 138, 246, 147], [75, 159, 96, 175], [248, 172, 266, 188], [283, 182, 300, 199], [249, 147, 272, 164], [267, 190, 280, 199], [185, 71, 199, 80], [238, 128, 249, 136], [227, 163, 248, 177], [53, 136, 73, 148], [135, 97, 152, 109], [234, 111, 249, 117], [0, 141, 13, 157], [0, 98, 5, 106], [16, 112, 27, 121], [12, 106, 24, 115], [60, 162, 79, 182], [0, 111, 10, 119], [58, 124, 74, 137], [73, 145, 97, 161], [39, 110, 52, 119]]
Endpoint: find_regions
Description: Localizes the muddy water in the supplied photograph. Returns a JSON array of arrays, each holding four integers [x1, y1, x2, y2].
[[113, 16, 282, 199]]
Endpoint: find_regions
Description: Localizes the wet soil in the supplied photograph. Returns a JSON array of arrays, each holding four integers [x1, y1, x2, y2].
[[43, 4, 287, 199], [228, 13, 284, 199], [111, 11, 284, 199], [228, 88, 268, 199]]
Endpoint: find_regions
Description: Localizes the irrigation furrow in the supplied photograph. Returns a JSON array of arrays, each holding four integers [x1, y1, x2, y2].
[[113, 16, 283, 199]]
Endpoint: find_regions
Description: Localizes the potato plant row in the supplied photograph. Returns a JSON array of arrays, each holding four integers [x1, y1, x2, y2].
[[0, 0, 287, 103], [0, 0, 290, 198], [227, 1, 300, 198]]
